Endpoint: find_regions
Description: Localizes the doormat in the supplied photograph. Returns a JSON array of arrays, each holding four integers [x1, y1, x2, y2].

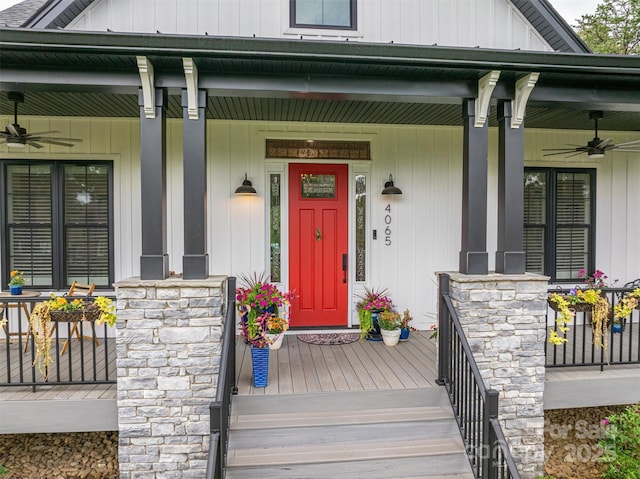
[[297, 333, 360, 345]]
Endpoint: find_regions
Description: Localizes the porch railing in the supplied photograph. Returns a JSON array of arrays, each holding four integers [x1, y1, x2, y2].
[[206, 277, 237, 479], [546, 286, 640, 370], [437, 273, 521, 479], [1, 293, 117, 391]]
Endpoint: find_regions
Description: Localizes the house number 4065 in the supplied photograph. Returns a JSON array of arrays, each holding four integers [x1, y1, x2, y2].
[[384, 204, 392, 246]]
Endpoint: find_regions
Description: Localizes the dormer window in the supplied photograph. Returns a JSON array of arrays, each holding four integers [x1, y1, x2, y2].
[[290, 0, 357, 30]]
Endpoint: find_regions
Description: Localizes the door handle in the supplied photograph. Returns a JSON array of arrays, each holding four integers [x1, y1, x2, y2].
[[315, 228, 322, 241], [342, 254, 347, 283]]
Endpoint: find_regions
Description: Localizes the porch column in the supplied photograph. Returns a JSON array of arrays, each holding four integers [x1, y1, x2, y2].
[[139, 88, 169, 280], [459, 98, 489, 274], [115, 276, 226, 478], [182, 89, 209, 279], [495, 100, 526, 274], [445, 272, 547, 479]]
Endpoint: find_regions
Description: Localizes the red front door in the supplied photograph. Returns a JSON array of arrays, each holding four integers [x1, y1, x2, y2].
[[289, 163, 348, 327]]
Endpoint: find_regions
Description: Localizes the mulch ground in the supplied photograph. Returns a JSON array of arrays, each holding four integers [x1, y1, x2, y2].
[[0, 432, 118, 479], [543, 405, 630, 479]]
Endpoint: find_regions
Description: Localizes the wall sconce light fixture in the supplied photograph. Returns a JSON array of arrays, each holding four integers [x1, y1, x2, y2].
[[381, 174, 402, 195], [234, 173, 257, 196]]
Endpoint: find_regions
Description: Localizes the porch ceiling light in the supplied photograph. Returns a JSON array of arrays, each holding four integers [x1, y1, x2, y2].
[[6, 137, 26, 148], [235, 173, 257, 196], [381, 174, 402, 195]]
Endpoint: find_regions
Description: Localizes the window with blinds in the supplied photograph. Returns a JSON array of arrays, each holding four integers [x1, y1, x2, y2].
[[3, 161, 113, 290], [523, 167, 595, 282]]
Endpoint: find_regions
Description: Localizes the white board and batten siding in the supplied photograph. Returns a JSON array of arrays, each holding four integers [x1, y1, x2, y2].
[[67, 0, 552, 51], [2, 117, 640, 329]]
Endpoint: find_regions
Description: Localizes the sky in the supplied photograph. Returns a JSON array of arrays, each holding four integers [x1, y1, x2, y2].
[[549, 0, 601, 24], [0, 0, 603, 26]]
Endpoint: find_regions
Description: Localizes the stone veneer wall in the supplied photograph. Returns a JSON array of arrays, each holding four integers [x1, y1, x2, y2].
[[114, 276, 228, 479], [446, 272, 548, 479]]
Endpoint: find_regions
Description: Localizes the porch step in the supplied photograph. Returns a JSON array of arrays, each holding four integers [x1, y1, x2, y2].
[[225, 387, 474, 479], [231, 405, 452, 429]]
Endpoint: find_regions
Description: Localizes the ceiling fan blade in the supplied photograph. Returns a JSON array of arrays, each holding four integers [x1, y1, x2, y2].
[[543, 150, 581, 157], [0, 132, 10, 138], [614, 149, 640, 153], [6, 124, 21, 136], [596, 138, 614, 149], [542, 148, 581, 152], [33, 138, 78, 148], [23, 130, 61, 137], [30, 136, 83, 143], [26, 140, 45, 149], [566, 151, 588, 158], [614, 139, 640, 148]]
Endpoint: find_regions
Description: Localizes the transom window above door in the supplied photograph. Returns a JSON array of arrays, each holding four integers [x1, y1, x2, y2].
[[290, 0, 357, 30]]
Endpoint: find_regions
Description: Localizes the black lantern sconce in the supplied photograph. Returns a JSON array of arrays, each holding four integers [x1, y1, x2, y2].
[[234, 173, 257, 196], [381, 174, 402, 195]]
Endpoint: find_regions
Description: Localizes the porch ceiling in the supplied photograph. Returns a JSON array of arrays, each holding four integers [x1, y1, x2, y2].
[[1, 92, 638, 131], [1, 28, 639, 131]]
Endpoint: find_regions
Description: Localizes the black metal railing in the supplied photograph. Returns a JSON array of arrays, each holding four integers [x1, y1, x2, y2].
[[437, 274, 521, 479], [546, 286, 640, 370], [206, 276, 237, 479], [1, 294, 117, 391]]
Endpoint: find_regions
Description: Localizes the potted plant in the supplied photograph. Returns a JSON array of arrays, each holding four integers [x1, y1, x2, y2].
[[355, 286, 394, 341], [613, 288, 640, 333], [28, 294, 117, 378], [265, 315, 288, 350], [377, 310, 402, 346], [399, 309, 413, 341], [8, 269, 25, 295], [236, 273, 294, 387]]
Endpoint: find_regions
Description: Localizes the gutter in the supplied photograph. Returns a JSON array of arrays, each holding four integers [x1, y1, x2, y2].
[[1, 27, 639, 77]]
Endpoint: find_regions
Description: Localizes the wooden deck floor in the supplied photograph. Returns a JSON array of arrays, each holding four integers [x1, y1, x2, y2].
[[0, 326, 638, 405], [236, 331, 439, 396], [0, 337, 117, 402]]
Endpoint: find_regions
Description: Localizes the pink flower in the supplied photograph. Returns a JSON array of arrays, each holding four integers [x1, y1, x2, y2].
[[601, 418, 609, 427]]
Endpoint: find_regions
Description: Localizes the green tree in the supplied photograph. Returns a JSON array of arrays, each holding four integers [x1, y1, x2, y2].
[[574, 0, 640, 54]]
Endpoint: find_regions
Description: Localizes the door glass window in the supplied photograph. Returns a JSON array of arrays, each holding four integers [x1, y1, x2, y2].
[[355, 174, 366, 282], [269, 173, 281, 282], [300, 174, 336, 199]]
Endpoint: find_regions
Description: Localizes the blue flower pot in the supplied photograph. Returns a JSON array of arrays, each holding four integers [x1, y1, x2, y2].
[[250, 345, 269, 387], [366, 309, 383, 341], [613, 323, 622, 334], [400, 328, 410, 341], [9, 285, 22, 295]]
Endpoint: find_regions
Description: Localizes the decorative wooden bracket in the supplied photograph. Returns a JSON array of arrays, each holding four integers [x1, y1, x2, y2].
[[474, 71, 501, 127], [182, 58, 200, 120], [136, 56, 155, 119], [511, 72, 540, 129]]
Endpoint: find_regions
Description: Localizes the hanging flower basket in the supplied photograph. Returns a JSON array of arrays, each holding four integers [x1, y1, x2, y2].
[[548, 298, 593, 313], [49, 308, 100, 322]]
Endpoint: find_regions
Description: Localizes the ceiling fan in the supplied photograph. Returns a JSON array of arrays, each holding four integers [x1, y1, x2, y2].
[[0, 92, 82, 149], [543, 111, 640, 158]]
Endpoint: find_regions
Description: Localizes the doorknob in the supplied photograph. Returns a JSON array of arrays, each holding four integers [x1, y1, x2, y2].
[[315, 228, 322, 241]]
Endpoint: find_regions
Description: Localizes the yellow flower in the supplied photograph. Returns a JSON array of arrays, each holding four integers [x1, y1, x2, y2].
[[8, 270, 25, 286]]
